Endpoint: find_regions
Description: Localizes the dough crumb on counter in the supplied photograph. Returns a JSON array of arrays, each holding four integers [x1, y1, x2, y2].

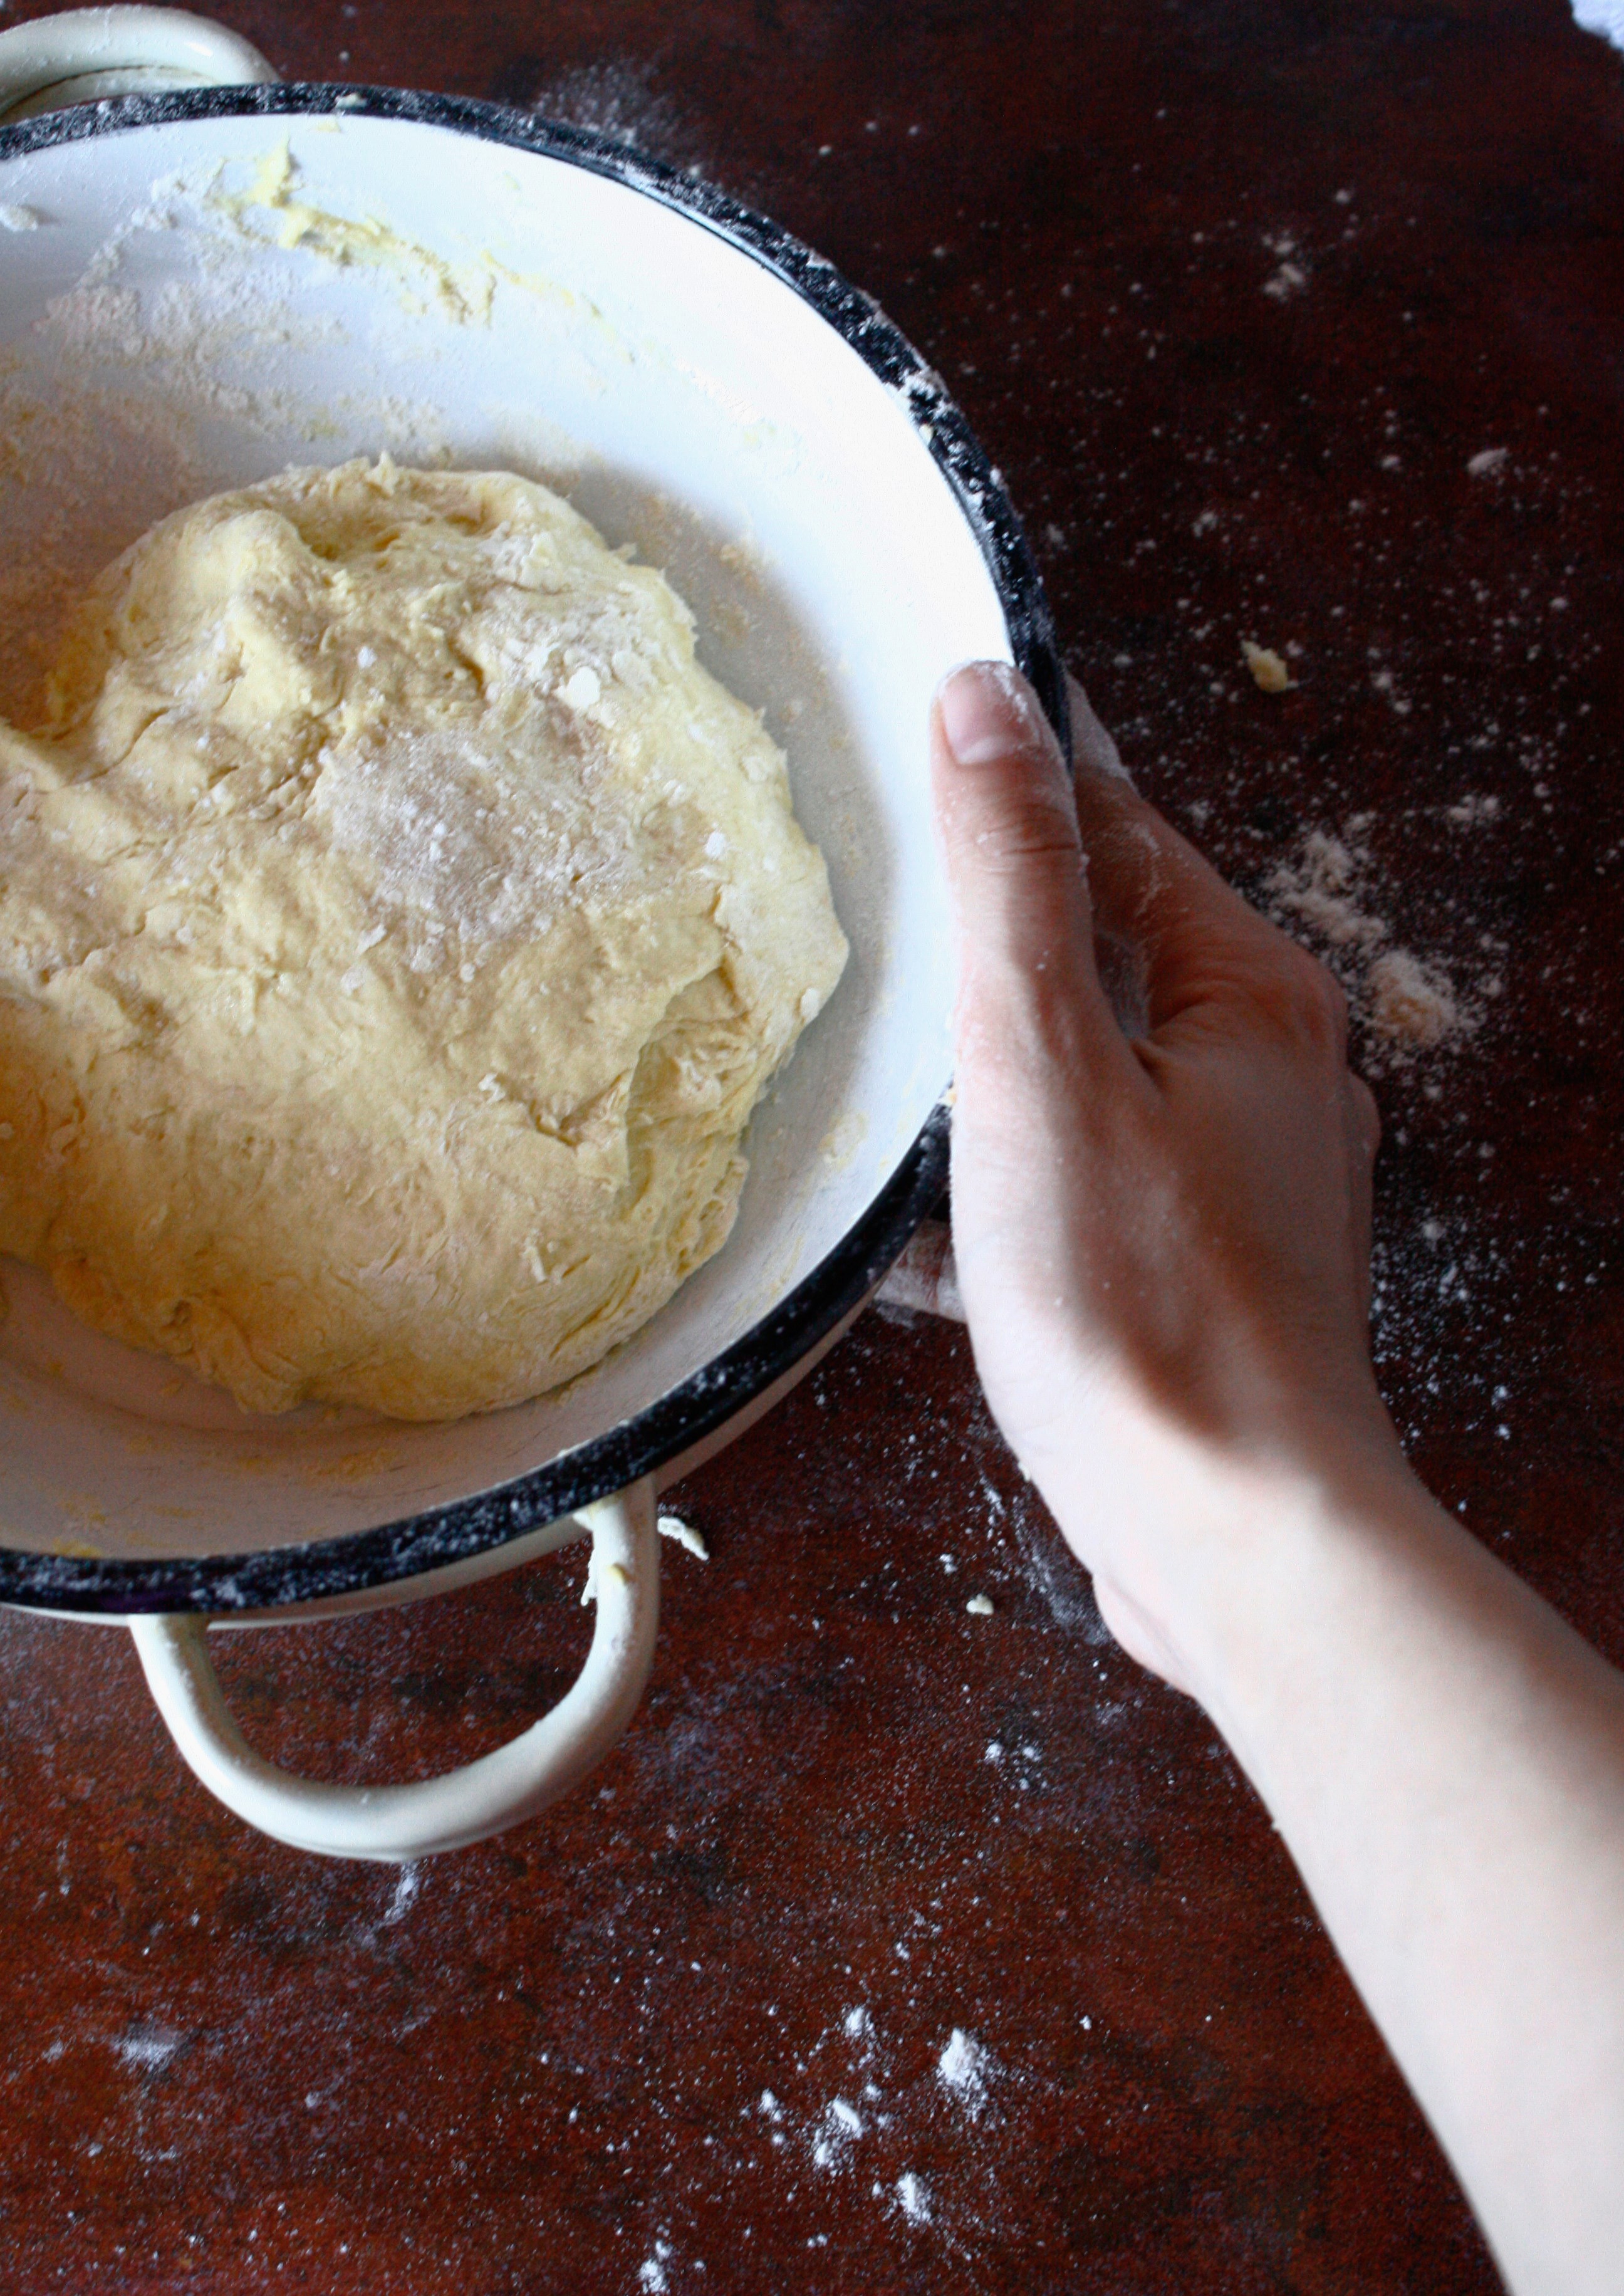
[[658, 1513, 710, 1562], [1241, 639, 1296, 692]]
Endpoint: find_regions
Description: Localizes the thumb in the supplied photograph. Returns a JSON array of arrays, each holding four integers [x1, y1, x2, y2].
[[930, 660, 1126, 1093]]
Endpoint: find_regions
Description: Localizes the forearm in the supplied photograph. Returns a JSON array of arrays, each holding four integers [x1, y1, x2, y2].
[[1180, 1457, 1624, 2296]]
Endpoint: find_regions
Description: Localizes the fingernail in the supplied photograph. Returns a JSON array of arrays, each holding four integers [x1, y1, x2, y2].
[[936, 660, 1052, 767]]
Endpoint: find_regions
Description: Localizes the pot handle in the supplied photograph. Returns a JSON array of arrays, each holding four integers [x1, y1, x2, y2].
[[0, 6, 276, 124], [127, 1481, 660, 1862]]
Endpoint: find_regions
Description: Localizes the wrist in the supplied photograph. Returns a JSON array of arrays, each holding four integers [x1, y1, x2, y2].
[[1160, 1431, 1454, 1736], [1025, 1370, 1433, 1711]]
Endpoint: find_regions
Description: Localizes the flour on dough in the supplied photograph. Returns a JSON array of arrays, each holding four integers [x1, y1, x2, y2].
[[0, 458, 848, 1419]]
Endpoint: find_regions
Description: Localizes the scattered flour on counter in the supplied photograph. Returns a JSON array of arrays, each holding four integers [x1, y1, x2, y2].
[[1004, 1469, 1104, 1636], [524, 57, 704, 172], [1266, 827, 1476, 1065], [937, 2028, 992, 2119], [895, 2171, 934, 2225], [380, 1865, 421, 1926], [1268, 831, 1385, 951], [726, 1979, 1016, 2260], [113, 2023, 185, 2074], [811, 2095, 867, 2167], [1261, 231, 1309, 301], [1445, 791, 1502, 828]]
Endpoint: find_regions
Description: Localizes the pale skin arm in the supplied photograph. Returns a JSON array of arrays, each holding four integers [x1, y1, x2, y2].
[[930, 659, 1624, 2296]]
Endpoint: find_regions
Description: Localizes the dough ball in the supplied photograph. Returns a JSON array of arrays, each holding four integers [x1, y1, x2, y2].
[[0, 458, 847, 1419]]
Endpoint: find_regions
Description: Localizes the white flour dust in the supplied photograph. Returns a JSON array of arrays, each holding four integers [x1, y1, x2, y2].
[[526, 59, 704, 172], [316, 721, 638, 957], [936, 2027, 994, 2119], [113, 2023, 185, 2074], [1266, 824, 1477, 1066], [895, 2170, 934, 2224], [1261, 230, 1311, 301], [0, 154, 466, 721], [637, 2238, 674, 2291], [380, 1866, 421, 1927]]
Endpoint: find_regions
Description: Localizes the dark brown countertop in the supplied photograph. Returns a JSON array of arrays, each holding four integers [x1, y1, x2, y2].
[[3, 3, 1621, 2289]]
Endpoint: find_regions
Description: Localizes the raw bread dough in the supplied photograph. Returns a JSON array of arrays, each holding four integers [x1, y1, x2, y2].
[[0, 459, 847, 1419]]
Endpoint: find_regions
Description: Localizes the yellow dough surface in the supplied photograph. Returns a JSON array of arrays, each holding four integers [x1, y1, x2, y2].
[[0, 459, 847, 1419]]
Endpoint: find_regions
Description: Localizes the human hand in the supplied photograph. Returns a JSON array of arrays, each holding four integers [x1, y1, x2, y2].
[[930, 660, 1395, 1694], [932, 662, 1624, 2294]]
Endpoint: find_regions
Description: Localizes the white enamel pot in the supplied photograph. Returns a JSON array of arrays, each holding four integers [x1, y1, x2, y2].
[[0, 9, 1067, 1861]]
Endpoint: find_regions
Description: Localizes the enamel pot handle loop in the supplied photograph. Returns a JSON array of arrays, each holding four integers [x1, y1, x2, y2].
[[0, 7, 277, 123], [127, 1480, 660, 1863]]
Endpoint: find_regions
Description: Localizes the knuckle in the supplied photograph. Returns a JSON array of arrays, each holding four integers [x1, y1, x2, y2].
[[980, 790, 1083, 878], [1253, 943, 1349, 1051]]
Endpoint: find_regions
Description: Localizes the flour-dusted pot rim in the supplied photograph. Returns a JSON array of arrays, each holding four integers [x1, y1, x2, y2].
[[0, 81, 1068, 1620]]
